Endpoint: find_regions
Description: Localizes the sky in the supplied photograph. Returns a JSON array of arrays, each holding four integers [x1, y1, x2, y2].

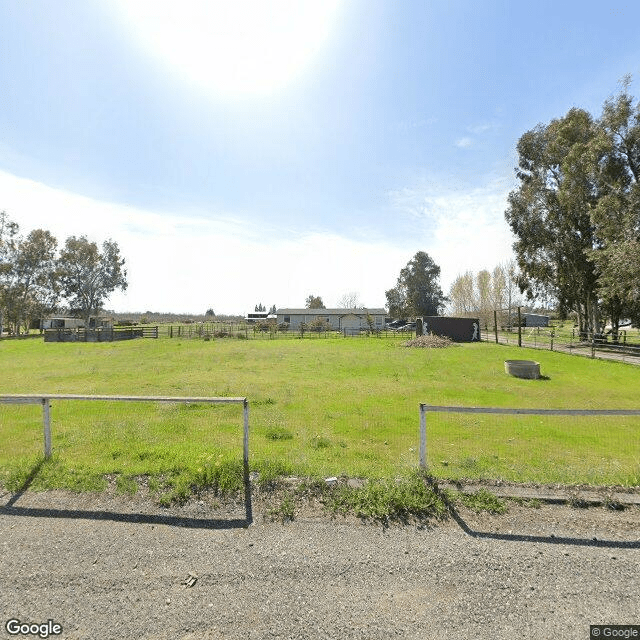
[[1, 0, 639, 315]]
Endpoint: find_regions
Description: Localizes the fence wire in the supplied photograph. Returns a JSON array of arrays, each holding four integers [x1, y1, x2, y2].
[[420, 405, 640, 486]]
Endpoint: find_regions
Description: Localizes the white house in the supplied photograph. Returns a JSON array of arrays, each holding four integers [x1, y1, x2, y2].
[[276, 308, 387, 334]]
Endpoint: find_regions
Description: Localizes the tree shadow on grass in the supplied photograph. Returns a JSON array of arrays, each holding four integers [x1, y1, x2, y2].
[[425, 476, 639, 550]]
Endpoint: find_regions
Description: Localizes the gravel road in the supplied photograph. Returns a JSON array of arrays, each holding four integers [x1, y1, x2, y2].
[[1, 488, 638, 640]]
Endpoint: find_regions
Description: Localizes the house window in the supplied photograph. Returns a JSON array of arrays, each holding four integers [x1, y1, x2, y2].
[[284, 316, 290, 323]]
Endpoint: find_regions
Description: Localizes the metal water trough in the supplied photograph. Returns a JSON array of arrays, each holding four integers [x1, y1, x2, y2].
[[504, 360, 541, 379]]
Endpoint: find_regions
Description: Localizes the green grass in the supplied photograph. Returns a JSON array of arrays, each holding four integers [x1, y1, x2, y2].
[[1, 336, 639, 497]]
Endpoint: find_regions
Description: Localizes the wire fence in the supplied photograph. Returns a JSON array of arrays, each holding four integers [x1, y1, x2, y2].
[[154, 323, 413, 341], [420, 404, 640, 486], [484, 310, 640, 365], [0, 393, 420, 489], [4, 393, 639, 488]]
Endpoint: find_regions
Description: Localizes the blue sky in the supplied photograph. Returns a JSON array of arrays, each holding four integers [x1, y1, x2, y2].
[[1, 0, 639, 314]]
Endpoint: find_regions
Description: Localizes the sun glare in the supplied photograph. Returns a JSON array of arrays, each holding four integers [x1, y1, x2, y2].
[[114, 0, 341, 97]]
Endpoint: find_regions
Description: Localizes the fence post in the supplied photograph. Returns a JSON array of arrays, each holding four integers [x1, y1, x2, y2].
[[494, 311, 498, 344], [419, 404, 427, 469], [42, 397, 51, 459], [517, 307, 522, 347], [243, 398, 252, 523]]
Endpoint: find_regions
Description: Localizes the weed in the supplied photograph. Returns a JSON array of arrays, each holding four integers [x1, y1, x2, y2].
[[510, 497, 542, 508], [265, 427, 294, 441], [310, 436, 332, 449], [115, 474, 138, 495], [456, 489, 507, 514], [567, 494, 591, 509], [267, 491, 296, 523], [323, 470, 447, 523]]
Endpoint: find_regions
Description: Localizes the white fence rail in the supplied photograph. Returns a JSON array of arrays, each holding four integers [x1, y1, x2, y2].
[[419, 403, 640, 470], [0, 394, 249, 471]]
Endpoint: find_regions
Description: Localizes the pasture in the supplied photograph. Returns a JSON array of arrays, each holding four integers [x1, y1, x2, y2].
[[1, 335, 639, 500]]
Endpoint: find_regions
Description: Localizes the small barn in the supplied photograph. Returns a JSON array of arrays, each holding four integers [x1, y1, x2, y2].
[[522, 313, 550, 327], [421, 316, 481, 342], [42, 317, 85, 330]]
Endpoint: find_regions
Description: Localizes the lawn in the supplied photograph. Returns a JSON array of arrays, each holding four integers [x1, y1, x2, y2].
[[1, 335, 639, 496]]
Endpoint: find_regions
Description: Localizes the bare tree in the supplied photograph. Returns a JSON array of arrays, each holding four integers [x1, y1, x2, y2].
[[337, 291, 361, 308]]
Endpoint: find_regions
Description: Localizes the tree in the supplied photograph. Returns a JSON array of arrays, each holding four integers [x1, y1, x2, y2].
[[9, 229, 59, 333], [305, 295, 325, 309], [0, 214, 58, 335], [309, 317, 331, 332], [589, 79, 640, 336], [506, 79, 640, 339], [337, 291, 361, 308], [505, 107, 602, 337], [57, 236, 127, 323], [0, 211, 20, 335], [386, 251, 446, 318], [448, 262, 522, 328], [205, 308, 215, 317], [448, 271, 476, 316]]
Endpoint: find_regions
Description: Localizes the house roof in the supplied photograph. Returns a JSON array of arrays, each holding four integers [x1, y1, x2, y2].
[[277, 308, 387, 316]]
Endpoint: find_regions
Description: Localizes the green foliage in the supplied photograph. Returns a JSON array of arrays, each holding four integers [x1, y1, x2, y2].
[[386, 251, 446, 317], [266, 491, 296, 522], [115, 474, 138, 495], [324, 471, 447, 522], [308, 317, 331, 332], [305, 295, 325, 309], [265, 427, 294, 441], [451, 488, 508, 514], [506, 79, 640, 337], [58, 235, 127, 322]]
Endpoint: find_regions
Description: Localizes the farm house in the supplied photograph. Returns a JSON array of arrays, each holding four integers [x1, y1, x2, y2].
[[276, 308, 387, 334]]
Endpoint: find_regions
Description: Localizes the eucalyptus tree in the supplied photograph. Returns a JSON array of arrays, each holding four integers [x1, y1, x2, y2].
[[590, 81, 640, 335], [57, 236, 128, 324], [386, 251, 446, 318], [505, 108, 602, 337]]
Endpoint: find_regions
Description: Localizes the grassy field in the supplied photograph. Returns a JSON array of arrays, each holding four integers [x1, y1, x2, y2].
[[1, 335, 639, 500]]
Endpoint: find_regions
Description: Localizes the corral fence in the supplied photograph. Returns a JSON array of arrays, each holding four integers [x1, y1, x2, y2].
[[487, 307, 640, 365], [44, 326, 159, 342], [419, 404, 640, 486], [158, 322, 412, 340]]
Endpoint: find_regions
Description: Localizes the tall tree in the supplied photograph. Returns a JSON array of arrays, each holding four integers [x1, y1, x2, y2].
[[590, 80, 640, 335], [505, 107, 602, 337], [0, 211, 20, 335], [448, 271, 476, 316], [305, 294, 325, 309], [9, 229, 59, 333], [57, 236, 127, 323], [386, 251, 445, 317]]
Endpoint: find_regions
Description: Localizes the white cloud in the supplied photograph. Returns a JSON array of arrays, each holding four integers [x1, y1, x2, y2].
[[1, 170, 517, 315], [455, 137, 473, 148], [0, 171, 403, 314], [387, 178, 516, 293]]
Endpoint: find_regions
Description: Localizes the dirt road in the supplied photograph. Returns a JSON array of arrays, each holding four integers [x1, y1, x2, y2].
[[1, 489, 638, 640]]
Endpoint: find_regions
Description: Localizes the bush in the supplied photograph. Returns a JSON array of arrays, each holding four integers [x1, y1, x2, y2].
[[309, 318, 331, 333]]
